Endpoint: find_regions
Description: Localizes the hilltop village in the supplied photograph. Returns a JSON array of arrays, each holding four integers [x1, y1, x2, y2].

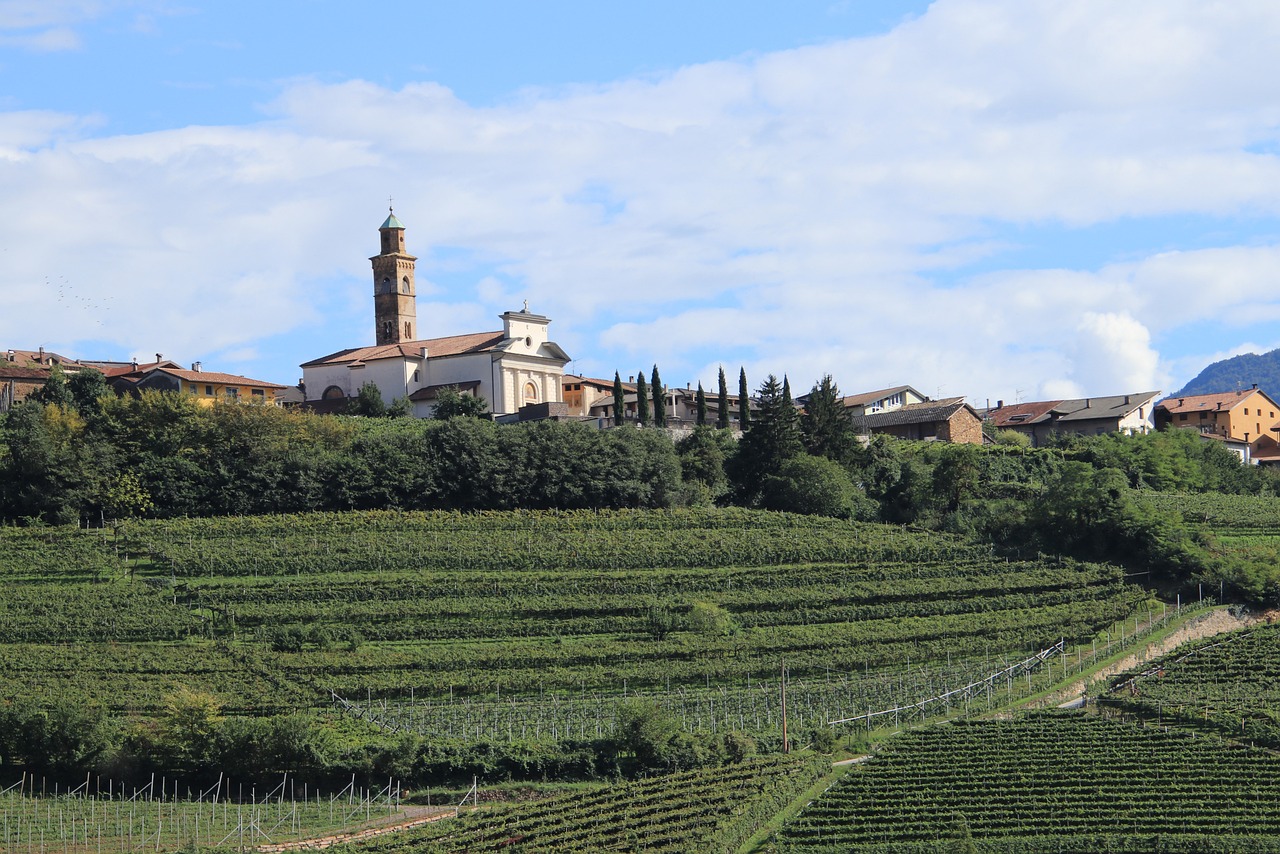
[[4, 210, 1280, 467]]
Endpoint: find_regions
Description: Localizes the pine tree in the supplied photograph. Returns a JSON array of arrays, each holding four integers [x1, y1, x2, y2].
[[636, 371, 650, 426], [651, 365, 666, 428], [696, 383, 707, 426], [717, 367, 729, 430], [802, 374, 855, 461], [612, 372, 626, 427], [727, 373, 803, 503], [738, 368, 750, 430]]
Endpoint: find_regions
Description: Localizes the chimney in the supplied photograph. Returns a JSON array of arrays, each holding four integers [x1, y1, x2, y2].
[[1124, 394, 1131, 405], [629, 375, 634, 383], [1253, 383, 1259, 390], [1178, 398, 1184, 406], [131, 359, 138, 370], [192, 362, 202, 373], [155, 353, 163, 363], [1085, 398, 1091, 408], [996, 400, 1003, 409], [38, 346, 45, 363]]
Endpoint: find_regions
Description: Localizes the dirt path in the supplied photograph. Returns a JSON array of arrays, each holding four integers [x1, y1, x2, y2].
[[255, 805, 458, 852], [1027, 608, 1261, 710]]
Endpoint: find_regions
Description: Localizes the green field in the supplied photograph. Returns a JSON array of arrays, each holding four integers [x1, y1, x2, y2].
[[1098, 620, 1280, 748], [0, 510, 1147, 733], [778, 712, 1280, 853]]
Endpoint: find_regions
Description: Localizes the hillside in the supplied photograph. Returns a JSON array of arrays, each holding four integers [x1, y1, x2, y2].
[[0, 508, 1150, 789], [1171, 347, 1280, 399]]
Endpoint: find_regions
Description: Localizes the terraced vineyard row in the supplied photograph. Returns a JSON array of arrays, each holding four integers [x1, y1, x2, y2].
[[778, 713, 1280, 852], [330, 755, 827, 853], [127, 509, 1001, 576], [1099, 621, 1280, 748], [1135, 492, 1280, 534]]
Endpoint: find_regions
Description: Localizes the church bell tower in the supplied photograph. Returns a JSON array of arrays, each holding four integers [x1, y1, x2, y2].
[[371, 208, 418, 345]]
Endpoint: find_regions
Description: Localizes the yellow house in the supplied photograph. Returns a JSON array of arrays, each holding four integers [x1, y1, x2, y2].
[[1155, 386, 1280, 447], [109, 363, 287, 406]]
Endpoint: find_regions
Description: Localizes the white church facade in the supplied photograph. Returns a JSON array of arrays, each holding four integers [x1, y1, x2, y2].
[[300, 211, 571, 419]]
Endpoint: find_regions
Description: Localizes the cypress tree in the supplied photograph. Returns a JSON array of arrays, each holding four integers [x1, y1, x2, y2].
[[636, 371, 650, 426], [738, 368, 750, 430], [612, 371, 626, 427], [696, 383, 707, 426], [717, 367, 730, 429], [651, 365, 666, 428]]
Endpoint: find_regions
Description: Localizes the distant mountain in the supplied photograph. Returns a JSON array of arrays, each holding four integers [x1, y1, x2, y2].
[[1171, 348, 1280, 401]]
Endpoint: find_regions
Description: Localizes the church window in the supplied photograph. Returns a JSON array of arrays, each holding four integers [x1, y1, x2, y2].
[[524, 382, 538, 403], [404, 321, 412, 338], [401, 276, 410, 293], [381, 277, 391, 293], [322, 385, 346, 400]]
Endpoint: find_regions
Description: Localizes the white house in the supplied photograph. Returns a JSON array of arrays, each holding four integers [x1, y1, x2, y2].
[[300, 211, 571, 418]]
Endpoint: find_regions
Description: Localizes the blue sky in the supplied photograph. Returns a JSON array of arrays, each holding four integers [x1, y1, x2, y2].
[[4, 0, 1280, 403]]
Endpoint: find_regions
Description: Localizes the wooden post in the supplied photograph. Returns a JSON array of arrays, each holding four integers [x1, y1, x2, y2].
[[780, 661, 790, 754]]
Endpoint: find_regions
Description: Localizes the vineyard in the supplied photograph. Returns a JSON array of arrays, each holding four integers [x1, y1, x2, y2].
[[326, 754, 827, 853], [0, 773, 416, 852], [1098, 620, 1280, 748], [0, 510, 1151, 736], [777, 712, 1280, 853], [1135, 491, 1280, 536]]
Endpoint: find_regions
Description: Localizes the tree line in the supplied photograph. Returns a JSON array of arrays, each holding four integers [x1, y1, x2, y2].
[[4, 366, 1280, 605]]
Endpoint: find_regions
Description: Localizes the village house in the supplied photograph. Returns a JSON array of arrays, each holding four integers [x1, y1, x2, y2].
[[564, 375, 632, 417], [300, 211, 571, 419], [857, 397, 985, 444], [1155, 386, 1280, 456], [841, 385, 930, 419], [105, 360, 288, 405], [985, 391, 1160, 446]]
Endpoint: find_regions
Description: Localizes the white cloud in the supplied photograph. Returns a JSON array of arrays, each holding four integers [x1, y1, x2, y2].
[[5, 0, 1280, 396], [0, 26, 80, 51]]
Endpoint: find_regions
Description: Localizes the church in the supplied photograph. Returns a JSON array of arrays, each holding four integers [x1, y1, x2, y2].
[[300, 211, 571, 419]]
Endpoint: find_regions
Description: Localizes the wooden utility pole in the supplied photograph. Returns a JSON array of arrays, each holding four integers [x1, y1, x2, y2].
[[780, 661, 790, 754]]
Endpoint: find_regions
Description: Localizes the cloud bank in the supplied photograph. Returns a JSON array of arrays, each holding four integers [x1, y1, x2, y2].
[[3, 0, 1280, 401]]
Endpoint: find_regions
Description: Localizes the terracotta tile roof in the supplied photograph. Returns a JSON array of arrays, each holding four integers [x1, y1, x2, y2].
[[155, 368, 288, 389], [2, 348, 81, 368], [0, 364, 50, 381], [1157, 389, 1270, 415], [301, 331, 507, 367], [985, 400, 1064, 428], [95, 360, 180, 377]]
